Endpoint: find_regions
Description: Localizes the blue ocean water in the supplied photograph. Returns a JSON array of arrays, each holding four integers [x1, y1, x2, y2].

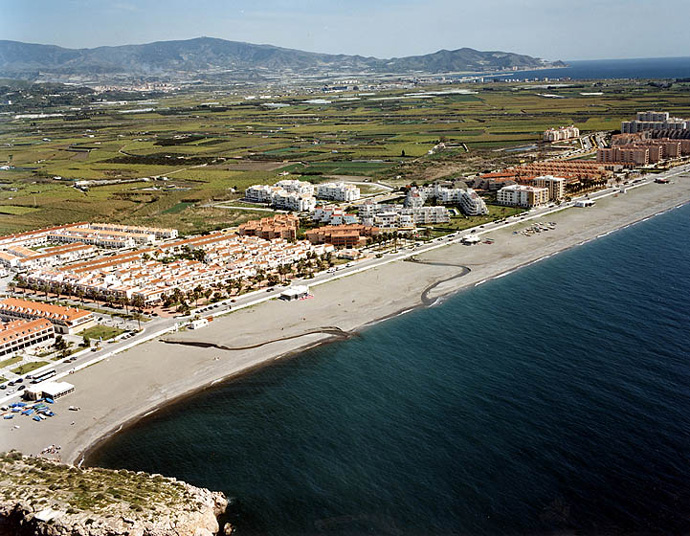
[[495, 56, 690, 81], [90, 203, 690, 535]]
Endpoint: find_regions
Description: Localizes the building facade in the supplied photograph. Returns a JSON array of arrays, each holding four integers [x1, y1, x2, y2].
[[0, 319, 55, 358], [496, 185, 549, 208]]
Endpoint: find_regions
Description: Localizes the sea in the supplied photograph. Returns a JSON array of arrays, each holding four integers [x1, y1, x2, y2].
[[89, 201, 690, 535], [486, 56, 690, 81]]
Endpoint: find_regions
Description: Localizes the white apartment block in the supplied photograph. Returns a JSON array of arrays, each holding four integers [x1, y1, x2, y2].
[[359, 204, 450, 228], [316, 182, 361, 202], [621, 111, 688, 134], [271, 191, 316, 212], [246, 183, 316, 212], [312, 206, 359, 225], [275, 179, 315, 196], [406, 185, 488, 216], [496, 185, 549, 208], [245, 184, 275, 204], [459, 189, 489, 216], [543, 125, 580, 142]]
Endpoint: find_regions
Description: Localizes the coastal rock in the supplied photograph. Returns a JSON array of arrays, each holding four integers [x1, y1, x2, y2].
[[0, 451, 227, 536]]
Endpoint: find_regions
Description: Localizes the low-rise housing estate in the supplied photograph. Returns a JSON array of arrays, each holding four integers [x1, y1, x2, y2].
[[0, 298, 94, 334]]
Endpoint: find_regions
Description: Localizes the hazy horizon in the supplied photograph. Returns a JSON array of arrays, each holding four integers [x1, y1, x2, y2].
[[1, 0, 689, 62]]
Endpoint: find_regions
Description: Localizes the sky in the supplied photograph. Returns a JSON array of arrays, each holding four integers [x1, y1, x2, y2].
[[1, 0, 688, 61]]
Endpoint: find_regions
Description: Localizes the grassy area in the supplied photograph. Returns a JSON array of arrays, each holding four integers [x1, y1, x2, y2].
[[0, 356, 23, 369], [11, 361, 49, 375], [162, 201, 194, 214], [0, 205, 41, 215], [429, 204, 527, 235], [80, 325, 126, 341]]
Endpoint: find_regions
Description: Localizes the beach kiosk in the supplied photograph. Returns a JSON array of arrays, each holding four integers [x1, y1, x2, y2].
[[461, 235, 481, 245], [280, 285, 310, 301], [24, 381, 74, 401]]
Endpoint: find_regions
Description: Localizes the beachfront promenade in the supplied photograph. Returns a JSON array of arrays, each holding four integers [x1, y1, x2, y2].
[[1, 164, 690, 464]]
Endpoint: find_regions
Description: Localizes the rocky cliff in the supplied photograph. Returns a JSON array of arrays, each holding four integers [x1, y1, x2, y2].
[[0, 451, 229, 536]]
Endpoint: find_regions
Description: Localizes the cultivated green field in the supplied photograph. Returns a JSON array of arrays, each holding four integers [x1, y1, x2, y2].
[[1, 79, 689, 234]]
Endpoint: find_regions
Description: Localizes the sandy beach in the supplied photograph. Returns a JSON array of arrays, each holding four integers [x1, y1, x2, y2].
[[2, 172, 690, 465]]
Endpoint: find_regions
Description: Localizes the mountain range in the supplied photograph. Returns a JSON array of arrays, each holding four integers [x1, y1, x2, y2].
[[0, 37, 565, 83]]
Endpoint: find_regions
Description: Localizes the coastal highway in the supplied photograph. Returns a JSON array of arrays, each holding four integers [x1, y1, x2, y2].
[[2, 162, 689, 408]]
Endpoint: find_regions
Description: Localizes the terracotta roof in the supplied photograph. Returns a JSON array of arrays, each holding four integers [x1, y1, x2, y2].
[[0, 298, 93, 324], [0, 319, 53, 344]]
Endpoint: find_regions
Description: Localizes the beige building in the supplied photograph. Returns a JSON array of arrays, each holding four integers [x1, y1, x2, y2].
[[497, 185, 549, 208], [533, 175, 565, 202]]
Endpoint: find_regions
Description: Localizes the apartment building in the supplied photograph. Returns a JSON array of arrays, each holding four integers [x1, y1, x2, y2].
[[0, 298, 95, 334], [316, 182, 361, 202], [597, 146, 650, 166], [532, 175, 565, 202], [496, 185, 549, 208], [239, 214, 299, 240], [359, 204, 450, 228], [543, 125, 580, 142], [312, 206, 359, 225], [405, 185, 488, 216], [275, 179, 315, 196], [245, 184, 316, 212], [621, 111, 688, 134], [0, 319, 55, 358], [306, 225, 379, 248]]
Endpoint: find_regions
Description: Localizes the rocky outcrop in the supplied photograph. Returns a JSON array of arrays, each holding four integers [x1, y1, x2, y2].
[[0, 451, 229, 536]]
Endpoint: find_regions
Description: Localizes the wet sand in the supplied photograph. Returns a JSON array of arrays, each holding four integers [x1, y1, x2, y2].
[[1, 174, 689, 465]]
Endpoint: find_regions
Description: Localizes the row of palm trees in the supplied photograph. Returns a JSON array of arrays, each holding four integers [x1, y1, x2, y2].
[[12, 277, 147, 314], [11, 251, 337, 315], [160, 253, 336, 311]]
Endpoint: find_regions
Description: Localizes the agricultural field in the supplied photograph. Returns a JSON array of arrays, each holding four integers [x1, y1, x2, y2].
[[1, 78, 688, 234]]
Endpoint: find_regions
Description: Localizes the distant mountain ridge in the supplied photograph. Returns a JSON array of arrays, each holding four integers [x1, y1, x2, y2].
[[0, 37, 565, 82]]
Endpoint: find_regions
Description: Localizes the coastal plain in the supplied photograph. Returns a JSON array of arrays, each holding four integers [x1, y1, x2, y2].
[[1, 171, 688, 465]]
